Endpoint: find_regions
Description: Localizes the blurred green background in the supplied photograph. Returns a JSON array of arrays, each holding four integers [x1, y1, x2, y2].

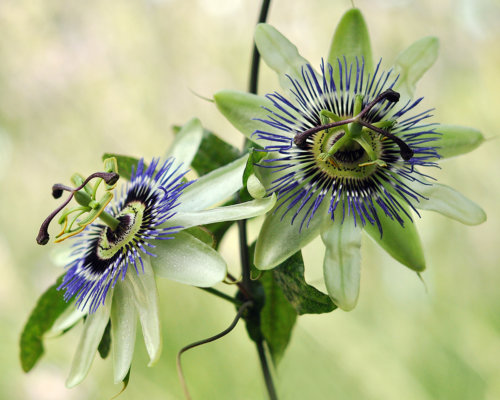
[[1, 0, 499, 399]]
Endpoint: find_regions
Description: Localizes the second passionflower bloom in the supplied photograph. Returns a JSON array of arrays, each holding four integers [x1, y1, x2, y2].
[[214, 11, 486, 311]]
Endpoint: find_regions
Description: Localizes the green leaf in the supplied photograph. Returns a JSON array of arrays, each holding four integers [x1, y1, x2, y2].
[[432, 124, 484, 159], [254, 23, 311, 92], [189, 127, 241, 176], [20, 274, 71, 372], [392, 36, 439, 101], [97, 320, 111, 359], [364, 202, 426, 272], [260, 270, 297, 365], [328, 8, 373, 80], [273, 251, 336, 315], [102, 154, 142, 181], [321, 219, 362, 311]]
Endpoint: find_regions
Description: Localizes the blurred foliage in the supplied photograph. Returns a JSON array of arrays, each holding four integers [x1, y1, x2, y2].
[[1, 0, 500, 399]]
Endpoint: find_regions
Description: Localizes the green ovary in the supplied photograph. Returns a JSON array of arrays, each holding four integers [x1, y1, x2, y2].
[[97, 201, 146, 260]]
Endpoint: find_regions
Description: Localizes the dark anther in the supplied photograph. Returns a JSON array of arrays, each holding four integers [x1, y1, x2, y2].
[[52, 188, 63, 199], [36, 228, 50, 245], [357, 89, 401, 119], [36, 194, 74, 245], [52, 184, 72, 199], [399, 146, 414, 161], [101, 172, 119, 186], [81, 172, 119, 188], [384, 89, 400, 103]]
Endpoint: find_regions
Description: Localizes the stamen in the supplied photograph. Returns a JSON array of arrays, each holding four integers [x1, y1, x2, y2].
[[358, 121, 414, 160], [294, 118, 354, 148]]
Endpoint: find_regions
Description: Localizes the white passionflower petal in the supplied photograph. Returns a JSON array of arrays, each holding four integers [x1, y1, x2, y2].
[[177, 155, 249, 212], [46, 304, 86, 338], [168, 195, 276, 230], [66, 296, 112, 388], [111, 278, 138, 383], [150, 231, 227, 287], [125, 258, 162, 366]]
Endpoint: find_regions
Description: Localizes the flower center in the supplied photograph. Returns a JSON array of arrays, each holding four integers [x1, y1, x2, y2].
[[97, 201, 146, 260], [312, 125, 383, 179]]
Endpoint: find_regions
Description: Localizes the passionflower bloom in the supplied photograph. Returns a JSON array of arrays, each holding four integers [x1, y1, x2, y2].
[[215, 13, 486, 311], [40, 118, 276, 387]]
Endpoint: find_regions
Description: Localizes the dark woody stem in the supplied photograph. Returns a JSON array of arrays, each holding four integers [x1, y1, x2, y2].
[[239, 1, 278, 400]]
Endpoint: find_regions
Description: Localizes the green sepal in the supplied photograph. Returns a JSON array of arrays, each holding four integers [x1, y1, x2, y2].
[[392, 36, 439, 101], [97, 319, 112, 359], [184, 226, 216, 248], [328, 8, 373, 80], [102, 154, 142, 181], [321, 219, 362, 311], [177, 125, 241, 176], [407, 179, 486, 225], [364, 203, 426, 272], [20, 274, 71, 372], [432, 124, 485, 159], [254, 23, 311, 92], [273, 251, 336, 315], [240, 148, 267, 201], [214, 90, 273, 144], [260, 269, 297, 366]]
